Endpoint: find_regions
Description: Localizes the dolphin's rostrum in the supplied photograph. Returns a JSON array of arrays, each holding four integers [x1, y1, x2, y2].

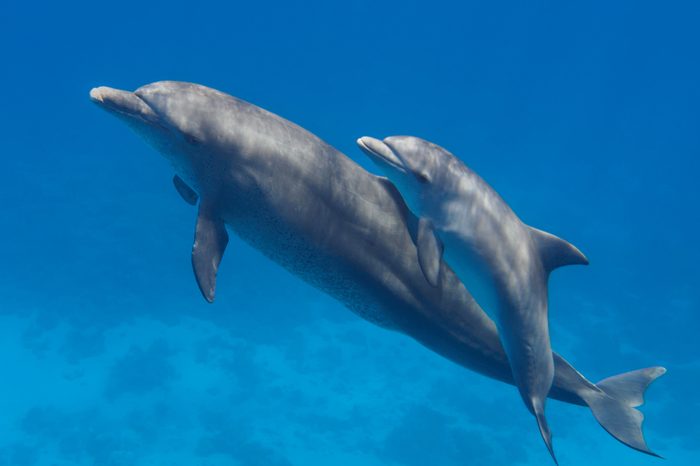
[[90, 82, 665, 460]]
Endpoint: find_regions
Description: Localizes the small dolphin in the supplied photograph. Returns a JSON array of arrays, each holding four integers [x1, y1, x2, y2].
[[91, 82, 664, 459], [358, 135, 589, 462]]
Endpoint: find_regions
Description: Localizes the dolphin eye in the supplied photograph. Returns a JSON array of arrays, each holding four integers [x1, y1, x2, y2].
[[184, 134, 201, 145], [415, 173, 430, 184]]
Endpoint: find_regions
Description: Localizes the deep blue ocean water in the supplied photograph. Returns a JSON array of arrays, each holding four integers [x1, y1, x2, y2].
[[1, 1, 698, 465]]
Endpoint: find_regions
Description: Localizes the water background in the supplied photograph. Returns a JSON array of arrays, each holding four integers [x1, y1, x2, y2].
[[1, 1, 698, 464]]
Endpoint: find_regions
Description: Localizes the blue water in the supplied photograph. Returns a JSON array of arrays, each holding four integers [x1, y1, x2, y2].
[[1, 1, 698, 465]]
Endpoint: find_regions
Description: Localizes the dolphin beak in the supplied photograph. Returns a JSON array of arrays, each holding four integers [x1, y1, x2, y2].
[[356, 136, 407, 173], [90, 86, 159, 123]]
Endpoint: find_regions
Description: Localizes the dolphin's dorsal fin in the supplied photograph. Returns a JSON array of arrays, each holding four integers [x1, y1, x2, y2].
[[173, 175, 199, 205], [416, 217, 443, 287], [192, 200, 229, 303], [528, 226, 588, 273]]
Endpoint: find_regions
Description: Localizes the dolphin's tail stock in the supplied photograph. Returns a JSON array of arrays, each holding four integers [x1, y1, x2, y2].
[[580, 367, 667, 457]]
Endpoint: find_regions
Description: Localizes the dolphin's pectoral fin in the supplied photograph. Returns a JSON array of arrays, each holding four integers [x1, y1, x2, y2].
[[528, 226, 588, 273], [416, 217, 443, 287], [192, 201, 229, 303], [173, 175, 199, 205]]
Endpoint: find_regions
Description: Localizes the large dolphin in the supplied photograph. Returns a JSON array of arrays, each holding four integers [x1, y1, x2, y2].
[[357, 135, 588, 461], [90, 81, 664, 458]]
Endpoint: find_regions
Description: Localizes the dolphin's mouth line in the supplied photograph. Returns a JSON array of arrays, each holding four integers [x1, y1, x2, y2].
[[357, 137, 407, 173], [90, 86, 161, 125]]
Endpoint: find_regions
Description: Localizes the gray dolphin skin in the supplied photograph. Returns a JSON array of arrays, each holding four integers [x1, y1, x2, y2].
[[356, 136, 589, 461], [90, 82, 664, 460]]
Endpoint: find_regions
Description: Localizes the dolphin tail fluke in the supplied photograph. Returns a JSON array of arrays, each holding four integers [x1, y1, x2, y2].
[[533, 401, 558, 465], [581, 367, 666, 457]]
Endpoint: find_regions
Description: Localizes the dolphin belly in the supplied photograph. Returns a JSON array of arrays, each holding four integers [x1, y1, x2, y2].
[[440, 231, 501, 322]]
